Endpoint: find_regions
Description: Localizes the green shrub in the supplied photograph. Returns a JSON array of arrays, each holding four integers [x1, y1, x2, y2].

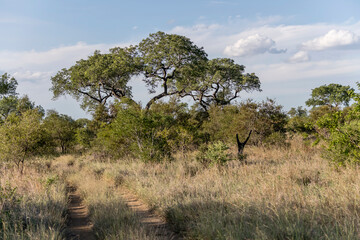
[[263, 132, 288, 148], [197, 141, 231, 166]]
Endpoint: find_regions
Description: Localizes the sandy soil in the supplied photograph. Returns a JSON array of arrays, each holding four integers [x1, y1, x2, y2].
[[66, 186, 96, 240], [119, 187, 181, 240]]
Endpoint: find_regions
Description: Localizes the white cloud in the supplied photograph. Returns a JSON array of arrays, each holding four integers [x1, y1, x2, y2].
[[12, 70, 52, 80], [223, 34, 286, 57], [0, 42, 123, 72], [302, 29, 360, 51], [171, 24, 221, 36], [288, 51, 310, 63], [253, 58, 360, 84]]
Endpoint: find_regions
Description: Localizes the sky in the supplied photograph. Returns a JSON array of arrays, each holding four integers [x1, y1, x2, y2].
[[1, 0, 360, 119]]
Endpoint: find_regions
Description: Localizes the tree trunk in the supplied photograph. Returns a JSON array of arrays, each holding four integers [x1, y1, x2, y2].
[[236, 130, 252, 160]]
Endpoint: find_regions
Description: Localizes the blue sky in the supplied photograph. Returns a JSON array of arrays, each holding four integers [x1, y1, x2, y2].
[[1, 0, 360, 118]]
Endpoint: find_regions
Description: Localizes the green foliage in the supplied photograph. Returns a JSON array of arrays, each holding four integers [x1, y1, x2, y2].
[[50, 47, 139, 111], [316, 109, 360, 165], [288, 106, 307, 118], [75, 118, 95, 150], [50, 31, 261, 116], [0, 73, 17, 97], [138, 31, 208, 110], [202, 99, 288, 146], [0, 95, 44, 122], [286, 106, 315, 137], [315, 83, 360, 166], [95, 101, 170, 161], [192, 58, 261, 110], [42, 110, 78, 154], [95, 98, 199, 162], [196, 141, 231, 166], [0, 110, 44, 173], [306, 83, 354, 108]]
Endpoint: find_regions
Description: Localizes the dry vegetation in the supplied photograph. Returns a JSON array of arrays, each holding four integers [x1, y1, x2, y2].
[[0, 159, 67, 239], [2, 137, 360, 239], [61, 138, 360, 239], [91, 140, 360, 239], [58, 155, 164, 240]]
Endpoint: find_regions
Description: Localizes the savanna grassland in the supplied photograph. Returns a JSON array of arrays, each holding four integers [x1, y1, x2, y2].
[[1, 31, 360, 239], [3, 138, 360, 239]]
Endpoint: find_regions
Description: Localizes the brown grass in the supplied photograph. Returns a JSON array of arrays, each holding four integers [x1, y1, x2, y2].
[[4, 136, 360, 239], [79, 138, 360, 239], [0, 158, 67, 239]]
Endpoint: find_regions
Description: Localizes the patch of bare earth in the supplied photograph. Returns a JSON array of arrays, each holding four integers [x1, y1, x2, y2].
[[66, 186, 96, 240], [119, 187, 181, 240]]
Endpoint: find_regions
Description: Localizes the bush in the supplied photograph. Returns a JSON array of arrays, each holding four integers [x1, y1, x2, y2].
[[202, 99, 288, 146], [197, 141, 231, 166]]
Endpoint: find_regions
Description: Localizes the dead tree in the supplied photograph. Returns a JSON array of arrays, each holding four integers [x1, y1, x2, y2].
[[236, 130, 252, 160]]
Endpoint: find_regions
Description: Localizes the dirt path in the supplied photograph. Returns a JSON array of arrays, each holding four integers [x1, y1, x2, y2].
[[66, 186, 96, 240], [119, 187, 181, 240]]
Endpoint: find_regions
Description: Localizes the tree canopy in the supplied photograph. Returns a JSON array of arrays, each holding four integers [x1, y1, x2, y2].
[[186, 58, 261, 110], [50, 31, 261, 113], [138, 31, 208, 110], [0, 73, 17, 97], [306, 83, 354, 108], [50, 47, 139, 111]]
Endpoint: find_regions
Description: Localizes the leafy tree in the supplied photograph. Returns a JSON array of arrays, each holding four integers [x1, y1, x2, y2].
[[43, 110, 78, 154], [306, 83, 354, 108], [288, 106, 307, 118], [0, 73, 17, 97], [188, 58, 261, 110], [0, 110, 43, 173], [50, 47, 139, 112], [315, 83, 360, 166], [75, 118, 95, 150], [138, 31, 208, 110], [202, 99, 288, 146], [0, 95, 44, 122], [95, 98, 198, 161]]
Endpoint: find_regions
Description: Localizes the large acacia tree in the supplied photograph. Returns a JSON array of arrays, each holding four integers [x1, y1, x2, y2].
[[138, 31, 208, 110], [50, 47, 140, 111], [50, 32, 261, 113]]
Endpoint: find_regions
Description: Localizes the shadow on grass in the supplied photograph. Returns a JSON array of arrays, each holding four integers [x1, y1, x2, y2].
[[1, 199, 66, 239], [165, 200, 359, 240], [88, 199, 158, 240]]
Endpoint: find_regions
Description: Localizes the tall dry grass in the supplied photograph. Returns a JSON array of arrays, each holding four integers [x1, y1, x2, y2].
[[0, 158, 67, 240], [80, 137, 360, 239], [59, 156, 165, 240]]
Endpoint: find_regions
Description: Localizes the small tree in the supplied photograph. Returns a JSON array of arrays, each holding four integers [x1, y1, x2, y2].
[[0, 95, 44, 122], [43, 110, 78, 154], [315, 83, 360, 166], [0, 73, 17, 97], [0, 110, 43, 173]]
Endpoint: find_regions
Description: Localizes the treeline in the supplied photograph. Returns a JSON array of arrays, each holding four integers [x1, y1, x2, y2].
[[0, 32, 359, 171]]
